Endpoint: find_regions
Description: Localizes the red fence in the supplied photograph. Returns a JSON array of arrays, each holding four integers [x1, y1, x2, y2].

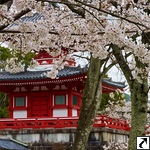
[[0, 115, 130, 131], [94, 115, 130, 131]]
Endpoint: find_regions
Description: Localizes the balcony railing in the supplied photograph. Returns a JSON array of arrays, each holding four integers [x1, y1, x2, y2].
[[0, 115, 130, 131]]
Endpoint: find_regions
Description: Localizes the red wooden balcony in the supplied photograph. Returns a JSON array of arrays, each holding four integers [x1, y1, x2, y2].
[[0, 115, 130, 131]]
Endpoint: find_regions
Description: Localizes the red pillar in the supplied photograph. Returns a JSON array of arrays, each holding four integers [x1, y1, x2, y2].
[[9, 96, 13, 118], [49, 93, 53, 117], [68, 91, 72, 117], [27, 95, 31, 117]]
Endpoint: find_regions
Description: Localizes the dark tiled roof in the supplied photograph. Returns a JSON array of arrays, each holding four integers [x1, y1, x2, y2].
[[0, 66, 88, 81], [0, 138, 29, 150], [0, 66, 126, 88], [20, 13, 44, 23], [103, 78, 126, 88], [9, 13, 44, 28]]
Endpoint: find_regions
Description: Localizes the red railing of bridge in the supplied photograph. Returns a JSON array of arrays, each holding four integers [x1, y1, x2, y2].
[[0, 115, 130, 131]]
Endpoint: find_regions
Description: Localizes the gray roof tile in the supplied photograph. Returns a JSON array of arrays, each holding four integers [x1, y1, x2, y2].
[[0, 66, 126, 88], [0, 138, 29, 150], [0, 66, 87, 81]]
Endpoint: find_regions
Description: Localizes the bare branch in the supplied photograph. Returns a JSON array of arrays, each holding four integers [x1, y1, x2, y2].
[[73, 54, 90, 60], [74, 0, 150, 30], [0, 8, 31, 31]]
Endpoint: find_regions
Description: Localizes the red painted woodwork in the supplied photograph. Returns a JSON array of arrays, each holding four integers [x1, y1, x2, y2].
[[0, 73, 87, 93], [32, 97, 48, 117], [68, 92, 72, 117], [0, 115, 130, 131], [94, 115, 130, 131], [34, 50, 76, 67], [8, 96, 13, 118], [0, 49, 127, 132], [27, 95, 31, 117]]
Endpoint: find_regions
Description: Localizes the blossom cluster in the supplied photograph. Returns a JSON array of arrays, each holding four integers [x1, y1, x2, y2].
[[103, 140, 128, 150], [5, 57, 24, 73], [29, 58, 39, 69], [42, 54, 70, 78], [99, 91, 131, 124], [99, 90, 150, 133], [0, 0, 150, 82]]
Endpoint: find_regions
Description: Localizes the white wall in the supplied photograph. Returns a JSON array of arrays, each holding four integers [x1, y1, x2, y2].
[[13, 110, 27, 118], [53, 109, 68, 117], [72, 109, 77, 116]]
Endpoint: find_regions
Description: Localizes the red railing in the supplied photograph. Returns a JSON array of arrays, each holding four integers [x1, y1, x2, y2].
[[94, 115, 130, 131], [0, 115, 130, 131]]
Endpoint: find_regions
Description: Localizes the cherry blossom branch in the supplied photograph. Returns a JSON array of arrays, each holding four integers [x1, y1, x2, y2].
[[0, 29, 137, 35], [0, 8, 31, 31], [72, 54, 90, 61], [112, 44, 134, 87], [74, 0, 150, 30]]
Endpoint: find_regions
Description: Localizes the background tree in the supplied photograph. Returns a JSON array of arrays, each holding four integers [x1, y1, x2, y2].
[[0, 92, 9, 118], [0, 46, 37, 71], [0, 46, 12, 72], [0, 47, 36, 117], [100, 90, 126, 111]]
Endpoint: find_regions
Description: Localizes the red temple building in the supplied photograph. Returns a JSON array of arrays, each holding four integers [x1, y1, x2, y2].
[[0, 51, 129, 131]]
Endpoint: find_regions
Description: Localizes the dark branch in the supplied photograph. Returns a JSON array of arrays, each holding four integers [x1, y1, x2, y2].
[[0, 8, 31, 31]]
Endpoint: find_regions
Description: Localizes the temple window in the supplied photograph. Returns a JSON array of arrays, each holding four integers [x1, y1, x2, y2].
[[73, 96, 77, 105], [15, 97, 25, 107], [55, 95, 65, 105]]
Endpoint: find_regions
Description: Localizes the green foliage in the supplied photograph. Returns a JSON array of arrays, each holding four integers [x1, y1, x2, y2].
[[104, 74, 109, 78], [0, 46, 37, 71], [15, 51, 37, 69], [0, 92, 9, 118], [0, 46, 13, 70], [0, 46, 12, 61], [100, 91, 126, 111], [0, 107, 9, 118], [99, 74, 126, 111]]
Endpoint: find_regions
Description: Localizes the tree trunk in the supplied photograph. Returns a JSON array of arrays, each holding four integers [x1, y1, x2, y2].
[[72, 56, 103, 150], [112, 44, 148, 150], [128, 79, 148, 150]]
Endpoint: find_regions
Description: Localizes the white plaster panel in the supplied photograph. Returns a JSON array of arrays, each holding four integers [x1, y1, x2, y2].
[[94, 133, 99, 141], [61, 85, 68, 90], [13, 110, 27, 118], [66, 94, 68, 106], [13, 97, 14, 108], [57, 133, 69, 142], [53, 95, 54, 106], [26, 96, 27, 107], [75, 87, 77, 91], [53, 109, 68, 117], [47, 134, 57, 142], [41, 86, 49, 90], [21, 87, 27, 92], [14, 87, 19, 92], [16, 134, 40, 143], [72, 109, 77, 116], [53, 85, 59, 90], [41, 61, 47, 64], [31, 86, 39, 91]]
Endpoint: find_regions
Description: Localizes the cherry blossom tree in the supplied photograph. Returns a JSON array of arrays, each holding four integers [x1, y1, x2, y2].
[[103, 140, 128, 150], [101, 93, 150, 150], [0, 0, 150, 150]]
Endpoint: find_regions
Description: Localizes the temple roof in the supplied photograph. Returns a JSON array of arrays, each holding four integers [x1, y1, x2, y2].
[[0, 137, 29, 150], [0, 66, 126, 88], [9, 13, 44, 29], [102, 78, 126, 89], [0, 66, 87, 81]]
